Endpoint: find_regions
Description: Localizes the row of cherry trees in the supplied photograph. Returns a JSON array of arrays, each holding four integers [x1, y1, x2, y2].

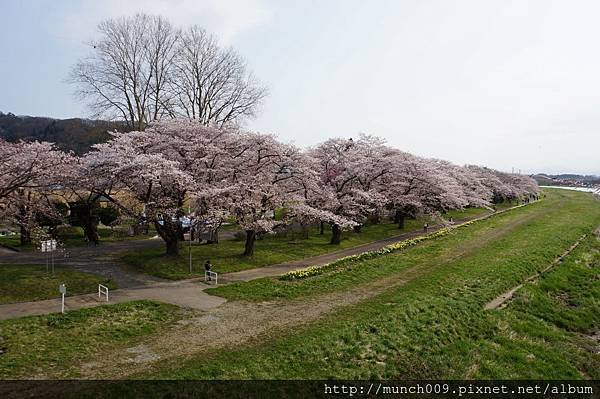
[[0, 120, 538, 256]]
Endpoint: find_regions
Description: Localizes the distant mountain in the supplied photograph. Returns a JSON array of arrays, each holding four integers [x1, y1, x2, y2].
[[533, 173, 600, 187], [532, 174, 557, 186], [0, 111, 127, 154], [548, 174, 600, 182]]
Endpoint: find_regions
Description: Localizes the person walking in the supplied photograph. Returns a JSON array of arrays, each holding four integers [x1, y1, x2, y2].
[[423, 223, 429, 233], [204, 260, 213, 281]]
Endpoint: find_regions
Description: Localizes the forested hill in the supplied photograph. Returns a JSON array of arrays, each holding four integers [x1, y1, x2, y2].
[[0, 111, 126, 154]]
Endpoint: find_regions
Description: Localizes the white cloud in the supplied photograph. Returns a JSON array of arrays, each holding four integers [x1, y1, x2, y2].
[[60, 0, 270, 44]]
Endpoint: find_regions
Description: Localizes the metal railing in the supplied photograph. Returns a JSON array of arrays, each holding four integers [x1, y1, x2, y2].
[[98, 284, 109, 302], [205, 271, 218, 285]]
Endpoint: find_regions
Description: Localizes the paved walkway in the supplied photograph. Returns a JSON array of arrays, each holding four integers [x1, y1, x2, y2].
[[0, 237, 168, 288], [0, 279, 226, 320], [0, 230, 242, 288], [0, 209, 512, 321]]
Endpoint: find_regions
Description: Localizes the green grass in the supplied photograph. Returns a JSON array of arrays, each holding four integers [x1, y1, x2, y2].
[[471, 235, 600, 378], [144, 189, 600, 379], [121, 209, 492, 280], [0, 300, 181, 379], [0, 234, 34, 250], [56, 226, 157, 247], [206, 202, 538, 302], [0, 225, 156, 251], [0, 265, 117, 304]]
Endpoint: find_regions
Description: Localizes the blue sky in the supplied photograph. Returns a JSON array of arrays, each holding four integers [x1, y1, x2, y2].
[[1, 0, 599, 175]]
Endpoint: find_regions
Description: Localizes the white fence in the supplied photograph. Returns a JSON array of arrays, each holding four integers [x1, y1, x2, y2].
[[205, 271, 218, 285], [98, 284, 109, 302]]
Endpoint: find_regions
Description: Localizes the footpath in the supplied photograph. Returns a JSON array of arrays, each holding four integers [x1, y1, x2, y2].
[[0, 208, 512, 320]]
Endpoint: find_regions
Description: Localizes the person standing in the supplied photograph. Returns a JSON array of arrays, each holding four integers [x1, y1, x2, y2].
[[204, 260, 213, 281], [423, 223, 429, 233]]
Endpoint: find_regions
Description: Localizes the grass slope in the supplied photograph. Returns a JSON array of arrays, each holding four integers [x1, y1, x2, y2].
[[120, 207, 492, 280], [0, 265, 117, 304], [147, 189, 600, 379], [0, 301, 181, 379]]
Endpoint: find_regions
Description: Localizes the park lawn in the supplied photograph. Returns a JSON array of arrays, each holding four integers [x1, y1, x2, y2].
[[0, 265, 117, 304], [0, 235, 35, 251], [0, 300, 182, 379], [56, 226, 157, 246], [120, 208, 494, 280], [143, 189, 600, 379], [0, 226, 156, 251]]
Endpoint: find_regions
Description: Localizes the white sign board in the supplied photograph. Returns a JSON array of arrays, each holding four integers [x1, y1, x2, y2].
[[41, 239, 57, 252], [59, 283, 66, 313]]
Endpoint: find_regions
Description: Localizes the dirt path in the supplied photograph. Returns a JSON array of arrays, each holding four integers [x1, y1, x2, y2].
[[0, 279, 226, 320], [44, 202, 552, 379], [484, 227, 598, 310], [0, 209, 502, 321], [0, 246, 16, 255]]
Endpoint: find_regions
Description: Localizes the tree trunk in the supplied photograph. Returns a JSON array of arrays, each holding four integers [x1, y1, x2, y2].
[[394, 210, 405, 229], [83, 220, 99, 245], [330, 224, 342, 245], [165, 238, 179, 256], [207, 228, 219, 244], [154, 220, 181, 256], [244, 229, 256, 256], [19, 224, 31, 246], [319, 221, 325, 235], [301, 223, 309, 239]]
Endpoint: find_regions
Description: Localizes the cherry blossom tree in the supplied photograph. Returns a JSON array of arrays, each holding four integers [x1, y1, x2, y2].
[[428, 159, 488, 209], [378, 155, 539, 230], [466, 166, 538, 204], [133, 119, 247, 247], [86, 130, 192, 255], [0, 189, 65, 245], [376, 152, 460, 228], [0, 140, 70, 244], [307, 135, 394, 244], [52, 153, 117, 244], [86, 119, 257, 256], [0, 140, 68, 200], [194, 133, 317, 256]]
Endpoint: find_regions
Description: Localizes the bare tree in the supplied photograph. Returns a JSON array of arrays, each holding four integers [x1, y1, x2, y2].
[[69, 13, 178, 130], [171, 26, 268, 127], [70, 16, 267, 130]]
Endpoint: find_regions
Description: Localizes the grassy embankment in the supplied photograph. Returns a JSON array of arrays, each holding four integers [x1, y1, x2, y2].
[[0, 193, 579, 381], [0, 301, 182, 379], [146, 189, 600, 379], [0, 265, 117, 304], [120, 207, 495, 279]]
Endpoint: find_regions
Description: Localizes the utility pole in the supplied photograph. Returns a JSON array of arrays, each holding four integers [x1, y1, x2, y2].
[[188, 216, 195, 274]]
